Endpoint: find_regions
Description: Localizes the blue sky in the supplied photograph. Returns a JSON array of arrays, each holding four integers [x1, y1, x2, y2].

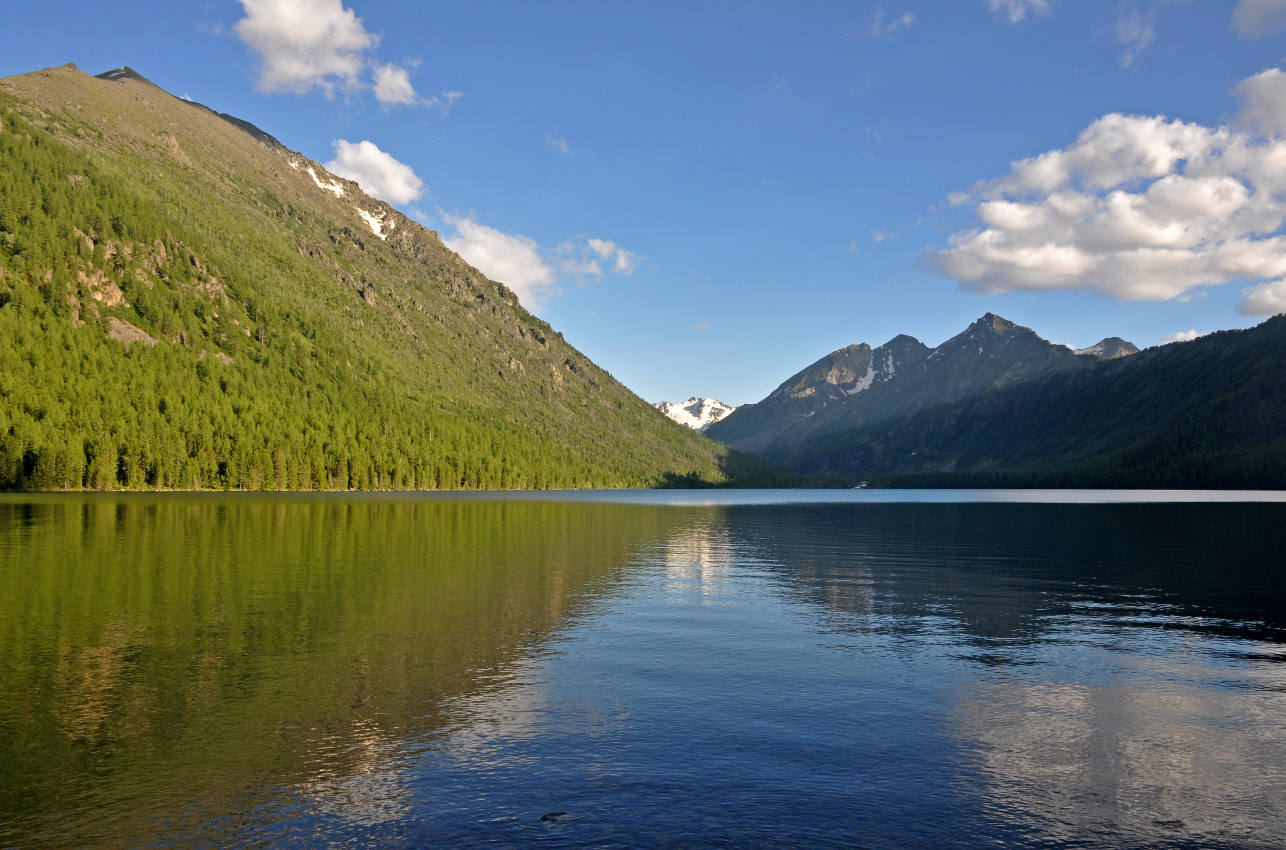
[[6, 1, 1286, 404]]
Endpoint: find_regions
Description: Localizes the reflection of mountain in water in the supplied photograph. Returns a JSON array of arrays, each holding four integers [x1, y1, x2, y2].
[[725, 501, 1286, 847], [731, 502, 1286, 651], [0, 497, 686, 846], [661, 522, 734, 601]]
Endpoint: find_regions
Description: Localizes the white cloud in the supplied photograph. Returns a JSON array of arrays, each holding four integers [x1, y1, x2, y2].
[[871, 229, 898, 243], [587, 238, 641, 274], [1116, 7, 1157, 68], [985, 0, 1051, 24], [546, 131, 570, 155], [691, 321, 711, 331], [848, 239, 860, 254], [325, 139, 424, 204], [868, 6, 917, 38], [1160, 329, 1209, 344], [421, 90, 463, 115], [373, 63, 418, 106], [1235, 68, 1286, 136], [235, 0, 376, 95], [441, 214, 557, 309], [931, 67, 1286, 307], [1232, 0, 1286, 38], [560, 258, 603, 278], [1238, 279, 1286, 315]]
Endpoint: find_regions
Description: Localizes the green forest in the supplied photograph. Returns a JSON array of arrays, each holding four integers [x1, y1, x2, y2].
[[0, 71, 779, 491]]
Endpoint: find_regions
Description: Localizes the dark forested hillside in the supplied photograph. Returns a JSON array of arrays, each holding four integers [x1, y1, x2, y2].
[[774, 317, 1286, 488], [0, 64, 778, 490]]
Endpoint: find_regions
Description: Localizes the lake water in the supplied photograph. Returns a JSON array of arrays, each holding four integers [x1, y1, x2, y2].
[[1, 491, 1284, 847]]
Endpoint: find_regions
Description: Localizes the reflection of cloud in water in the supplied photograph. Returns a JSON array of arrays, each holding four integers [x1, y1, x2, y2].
[[301, 718, 414, 826], [662, 524, 734, 601], [951, 644, 1286, 846]]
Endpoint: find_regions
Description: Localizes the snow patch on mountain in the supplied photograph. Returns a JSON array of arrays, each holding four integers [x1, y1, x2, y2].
[[357, 208, 394, 240], [655, 397, 736, 431], [307, 166, 345, 197]]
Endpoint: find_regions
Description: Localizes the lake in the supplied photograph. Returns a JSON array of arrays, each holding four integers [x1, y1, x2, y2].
[[1, 491, 1284, 847]]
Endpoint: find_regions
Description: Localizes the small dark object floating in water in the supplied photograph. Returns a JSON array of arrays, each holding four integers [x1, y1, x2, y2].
[[540, 811, 568, 823]]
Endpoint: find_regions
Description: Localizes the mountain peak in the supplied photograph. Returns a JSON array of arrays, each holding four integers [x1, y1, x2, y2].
[[975, 313, 1020, 334], [1072, 337, 1140, 360], [96, 67, 152, 85], [655, 397, 737, 431]]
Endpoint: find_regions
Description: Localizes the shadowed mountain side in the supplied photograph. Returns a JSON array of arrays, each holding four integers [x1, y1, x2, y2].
[[0, 496, 706, 844], [0, 64, 785, 490], [778, 316, 1286, 487], [708, 314, 1094, 456]]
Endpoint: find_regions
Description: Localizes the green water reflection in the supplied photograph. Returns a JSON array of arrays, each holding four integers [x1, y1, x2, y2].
[[0, 496, 694, 845]]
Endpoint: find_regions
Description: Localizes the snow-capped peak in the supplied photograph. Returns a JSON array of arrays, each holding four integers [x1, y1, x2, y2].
[[654, 397, 736, 431]]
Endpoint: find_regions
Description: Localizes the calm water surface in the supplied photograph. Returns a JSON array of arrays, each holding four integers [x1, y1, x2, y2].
[[1, 491, 1284, 847]]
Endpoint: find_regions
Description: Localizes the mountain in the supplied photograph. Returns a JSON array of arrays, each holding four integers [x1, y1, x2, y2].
[[708, 313, 1091, 459], [0, 63, 780, 490], [780, 316, 1286, 488], [707, 335, 930, 454], [654, 397, 736, 431], [1072, 337, 1140, 360]]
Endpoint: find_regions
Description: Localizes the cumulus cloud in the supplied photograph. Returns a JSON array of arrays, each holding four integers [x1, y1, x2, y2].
[[587, 238, 641, 274], [985, 0, 1051, 24], [868, 6, 917, 37], [930, 67, 1286, 306], [234, 1, 459, 110], [373, 63, 418, 106], [1161, 329, 1209, 344], [437, 225, 641, 310], [441, 214, 557, 308], [1232, 0, 1286, 37], [235, 0, 376, 95], [1238, 279, 1286, 315], [1235, 68, 1286, 136], [325, 139, 424, 204]]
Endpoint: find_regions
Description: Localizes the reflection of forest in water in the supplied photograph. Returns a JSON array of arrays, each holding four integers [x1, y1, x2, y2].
[[726, 502, 1286, 847], [0, 496, 706, 846], [731, 502, 1286, 646]]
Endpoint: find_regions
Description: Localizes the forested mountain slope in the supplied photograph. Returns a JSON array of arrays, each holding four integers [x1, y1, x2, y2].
[[0, 64, 773, 490]]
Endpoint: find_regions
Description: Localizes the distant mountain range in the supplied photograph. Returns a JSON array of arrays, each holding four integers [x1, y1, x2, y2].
[[654, 397, 736, 431], [707, 314, 1286, 488], [0, 63, 783, 490]]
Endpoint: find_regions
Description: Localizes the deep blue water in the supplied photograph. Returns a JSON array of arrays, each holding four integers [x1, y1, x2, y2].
[[1, 491, 1284, 847]]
